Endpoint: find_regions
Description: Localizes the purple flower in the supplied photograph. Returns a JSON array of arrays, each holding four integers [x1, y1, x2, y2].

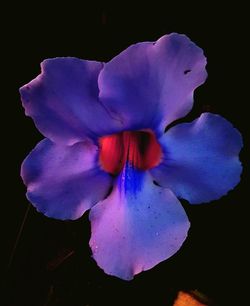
[[20, 33, 242, 280]]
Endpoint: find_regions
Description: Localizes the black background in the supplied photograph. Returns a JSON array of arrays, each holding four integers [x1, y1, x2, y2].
[[3, 3, 248, 306]]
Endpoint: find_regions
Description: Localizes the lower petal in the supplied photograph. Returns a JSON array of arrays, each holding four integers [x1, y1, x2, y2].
[[89, 164, 190, 280], [21, 139, 113, 220], [150, 113, 243, 204]]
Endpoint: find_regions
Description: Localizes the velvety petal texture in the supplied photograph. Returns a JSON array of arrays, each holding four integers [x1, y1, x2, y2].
[[150, 113, 243, 204], [19, 33, 243, 281], [98, 33, 207, 134], [89, 164, 190, 280], [21, 139, 113, 220], [20, 58, 122, 145]]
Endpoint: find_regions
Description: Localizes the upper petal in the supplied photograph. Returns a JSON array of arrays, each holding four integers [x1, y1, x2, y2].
[[20, 57, 123, 145], [89, 164, 190, 280], [98, 33, 207, 134], [150, 113, 243, 204], [21, 139, 113, 220]]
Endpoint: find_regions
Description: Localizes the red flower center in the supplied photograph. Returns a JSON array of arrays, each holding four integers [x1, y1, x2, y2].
[[99, 130, 162, 175]]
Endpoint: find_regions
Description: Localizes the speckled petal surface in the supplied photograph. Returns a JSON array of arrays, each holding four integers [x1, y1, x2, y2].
[[89, 164, 189, 280]]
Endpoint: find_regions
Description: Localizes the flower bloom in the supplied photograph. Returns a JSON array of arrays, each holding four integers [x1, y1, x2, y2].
[[20, 33, 242, 280]]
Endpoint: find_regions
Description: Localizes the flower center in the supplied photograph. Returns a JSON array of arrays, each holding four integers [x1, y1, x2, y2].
[[99, 130, 162, 175]]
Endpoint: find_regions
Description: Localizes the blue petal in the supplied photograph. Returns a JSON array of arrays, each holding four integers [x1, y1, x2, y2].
[[21, 139, 113, 220], [98, 33, 207, 135], [150, 113, 243, 204], [20, 57, 123, 145], [89, 164, 190, 280]]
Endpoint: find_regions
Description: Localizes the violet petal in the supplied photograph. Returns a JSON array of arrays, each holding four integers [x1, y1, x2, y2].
[[89, 164, 189, 280], [98, 33, 207, 135], [20, 57, 123, 145], [21, 139, 113, 220], [150, 113, 243, 204]]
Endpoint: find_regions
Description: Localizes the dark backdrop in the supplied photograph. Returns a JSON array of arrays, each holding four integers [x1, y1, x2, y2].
[[3, 3, 248, 306]]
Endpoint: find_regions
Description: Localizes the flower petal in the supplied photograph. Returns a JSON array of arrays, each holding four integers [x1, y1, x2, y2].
[[20, 57, 123, 145], [89, 164, 189, 280], [21, 139, 113, 220], [98, 33, 207, 134], [150, 113, 243, 204]]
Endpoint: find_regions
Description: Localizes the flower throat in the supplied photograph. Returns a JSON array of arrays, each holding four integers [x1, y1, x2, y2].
[[99, 130, 162, 175]]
